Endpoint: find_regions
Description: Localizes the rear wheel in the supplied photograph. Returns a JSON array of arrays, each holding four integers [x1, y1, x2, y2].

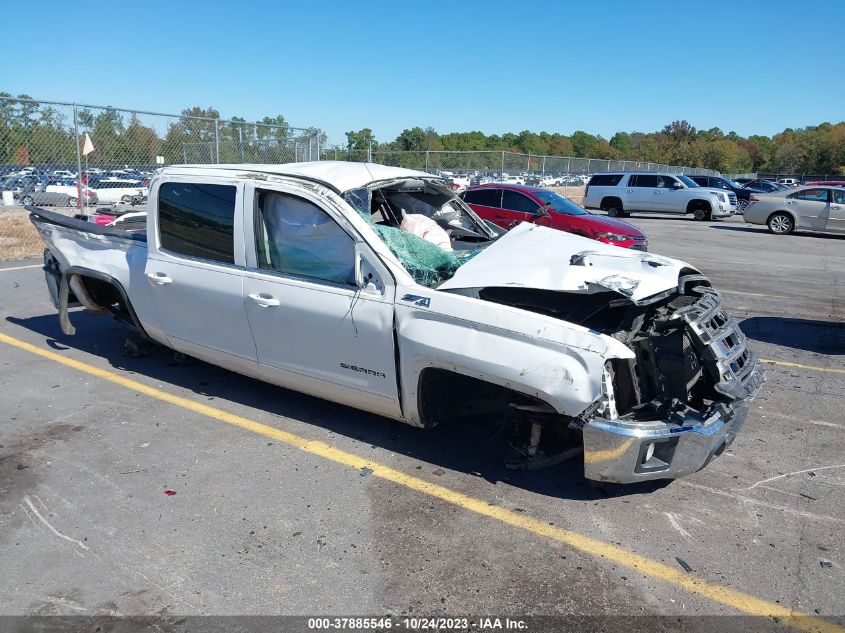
[[68, 197, 78, 207], [767, 212, 793, 234], [21, 195, 34, 205]]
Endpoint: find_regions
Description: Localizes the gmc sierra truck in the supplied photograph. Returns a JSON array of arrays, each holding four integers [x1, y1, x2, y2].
[[29, 162, 763, 484]]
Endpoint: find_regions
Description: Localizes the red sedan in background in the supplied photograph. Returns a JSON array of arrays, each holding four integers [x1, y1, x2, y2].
[[461, 184, 648, 250]]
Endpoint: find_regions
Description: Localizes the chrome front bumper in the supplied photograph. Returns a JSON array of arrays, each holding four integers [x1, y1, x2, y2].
[[583, 288, 764, 484], [583, 396, 754, 484]]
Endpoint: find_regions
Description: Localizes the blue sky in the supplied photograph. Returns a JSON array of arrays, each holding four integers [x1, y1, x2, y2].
[[2, 0, 843, 145]]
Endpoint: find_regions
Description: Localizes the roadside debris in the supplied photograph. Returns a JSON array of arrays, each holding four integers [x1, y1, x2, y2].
[[360, 467, 373, 477], [820, 560, 832, 569], [675, 557, 694, 573], [163, 489, 176, 496]]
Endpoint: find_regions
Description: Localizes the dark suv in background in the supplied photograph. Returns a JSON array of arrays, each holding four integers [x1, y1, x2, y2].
[[687, 175, 760, 213]]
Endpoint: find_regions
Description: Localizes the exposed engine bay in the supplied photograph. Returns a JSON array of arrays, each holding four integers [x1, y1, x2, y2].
[[465, 273, 761, 473]]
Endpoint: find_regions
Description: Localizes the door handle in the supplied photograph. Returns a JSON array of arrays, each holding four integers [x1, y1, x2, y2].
[[786, 200, 796, 204], [146, 272, 172, 285], [248, 292, 280, 308]]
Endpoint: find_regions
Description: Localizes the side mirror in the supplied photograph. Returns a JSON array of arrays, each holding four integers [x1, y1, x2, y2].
[[539, 202, 552, 216], [672, 181, 683, 189]]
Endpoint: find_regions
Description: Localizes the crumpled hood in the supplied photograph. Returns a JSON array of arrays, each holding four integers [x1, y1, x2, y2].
[[439, 222, 698, 303]]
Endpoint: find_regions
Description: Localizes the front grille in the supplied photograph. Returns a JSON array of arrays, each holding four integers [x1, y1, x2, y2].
[[673, 289, 764, 401], [727, 193, 737, 205]]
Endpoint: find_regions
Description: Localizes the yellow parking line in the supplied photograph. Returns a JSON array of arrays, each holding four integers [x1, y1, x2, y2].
[[761, 359, 845, 375], [0, 330, 839, 633], [0, 263, 41, 272]]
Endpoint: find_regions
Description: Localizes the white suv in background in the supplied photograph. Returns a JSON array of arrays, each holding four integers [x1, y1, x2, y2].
[[583, 172, 736, 220]]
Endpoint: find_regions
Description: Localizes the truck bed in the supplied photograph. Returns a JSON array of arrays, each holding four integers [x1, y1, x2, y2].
[[28, 206, 147, 242]]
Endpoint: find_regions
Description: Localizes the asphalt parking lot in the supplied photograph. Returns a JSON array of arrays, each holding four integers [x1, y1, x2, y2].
[[0, 213, 843, 629]]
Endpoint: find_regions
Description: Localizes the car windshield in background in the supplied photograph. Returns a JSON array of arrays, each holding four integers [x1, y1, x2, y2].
[[724, 179, 743, 188], [677, 175, 699, 187], [532, 190, 587, 216]]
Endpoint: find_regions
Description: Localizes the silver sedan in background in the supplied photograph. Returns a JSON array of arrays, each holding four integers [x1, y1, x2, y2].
[[743, 186, 845, 235]]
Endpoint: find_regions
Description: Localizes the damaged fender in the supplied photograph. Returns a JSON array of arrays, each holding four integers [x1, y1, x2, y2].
[[395, 288, 634, 427]]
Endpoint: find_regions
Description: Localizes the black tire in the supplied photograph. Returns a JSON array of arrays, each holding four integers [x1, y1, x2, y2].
[[767, 212, 794, 234], [606, 206, 622, 218], [737, 199, 748, 214], [68, 197, 78, 207], [692, 206, 711, 221], [21, 195, 34, 205]]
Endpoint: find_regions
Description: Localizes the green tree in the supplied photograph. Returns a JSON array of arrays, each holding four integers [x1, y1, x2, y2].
[[571, 130, 599, 157], [345, 128, 376, 152]]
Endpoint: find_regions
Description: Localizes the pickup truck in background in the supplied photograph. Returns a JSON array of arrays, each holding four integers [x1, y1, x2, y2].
[[584, 172, 737, 220], [29, 162, 763, 484]]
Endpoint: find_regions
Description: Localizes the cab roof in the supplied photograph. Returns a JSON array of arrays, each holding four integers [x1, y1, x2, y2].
[[159, 161, 438, 193]]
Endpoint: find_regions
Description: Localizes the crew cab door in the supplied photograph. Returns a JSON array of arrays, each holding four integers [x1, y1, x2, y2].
[[241, 182, 401, 419], [145, 177, 258, 375], [627, 174, 659, 211], [654, 175, 685, 213]]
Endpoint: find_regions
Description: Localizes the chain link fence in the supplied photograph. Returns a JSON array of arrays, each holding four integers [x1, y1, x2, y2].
[[0, 95, 321, 259], [319, 148, 719, 205], [1, 94, 718, 260]]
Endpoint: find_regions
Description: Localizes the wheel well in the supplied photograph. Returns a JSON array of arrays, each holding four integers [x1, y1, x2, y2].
[[600, 196, 622, 211], [767, 209, 795, 224], [686, 199, 712, 213], [69, 269, 148, 337], [417, 368, 550, 428]]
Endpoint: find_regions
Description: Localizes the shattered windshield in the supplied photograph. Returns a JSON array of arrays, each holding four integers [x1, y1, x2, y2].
[[343, 178, 497, 286]]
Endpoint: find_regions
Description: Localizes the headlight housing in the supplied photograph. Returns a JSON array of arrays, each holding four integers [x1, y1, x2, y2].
[[715, 192, 727, 202], [594, 231, 630, 242]]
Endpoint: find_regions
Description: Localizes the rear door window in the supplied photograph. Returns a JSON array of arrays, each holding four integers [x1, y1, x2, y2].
[[158, 182, 237, 264], [462, 188, 502, 208], [501, 190, 540, 214], [588, 174, 623, 186], [791, 188, 829, 202], [634, 175, 658, 187]]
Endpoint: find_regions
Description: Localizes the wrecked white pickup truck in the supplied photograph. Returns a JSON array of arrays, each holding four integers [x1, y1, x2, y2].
[[30, 162, 764, 483]]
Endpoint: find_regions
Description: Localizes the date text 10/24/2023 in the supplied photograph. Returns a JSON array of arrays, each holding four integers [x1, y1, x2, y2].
[[307, 617, 528, 630]]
